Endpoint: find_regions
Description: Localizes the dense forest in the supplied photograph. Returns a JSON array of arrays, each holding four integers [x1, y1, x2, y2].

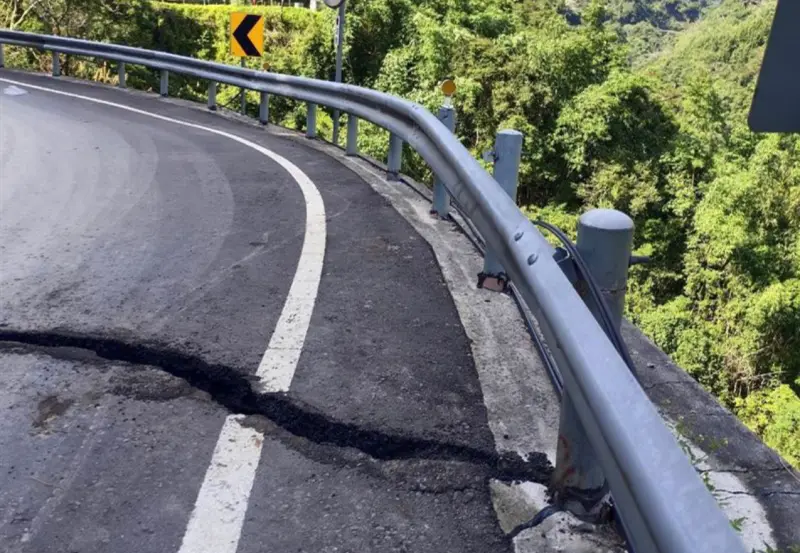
[[567, 0, 720, 60], [1, 0, 798, 468]]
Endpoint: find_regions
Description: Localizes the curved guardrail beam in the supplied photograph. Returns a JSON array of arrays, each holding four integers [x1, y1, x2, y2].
[[0, 29, 747, 553]]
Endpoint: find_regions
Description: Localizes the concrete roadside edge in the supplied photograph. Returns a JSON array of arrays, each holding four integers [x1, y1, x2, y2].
[[623, 322, 800, 552]]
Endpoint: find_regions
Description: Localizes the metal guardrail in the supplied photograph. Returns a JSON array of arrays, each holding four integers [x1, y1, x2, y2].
[[0, 30, 747, 553]]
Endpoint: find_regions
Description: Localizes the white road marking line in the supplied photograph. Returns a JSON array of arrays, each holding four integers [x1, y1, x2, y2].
[[0, 76, 325, 393], [256, 193, 326, 391], [0, 77, 327, 553], [3, 84, 27, 95], [178, 416, 264, 553]]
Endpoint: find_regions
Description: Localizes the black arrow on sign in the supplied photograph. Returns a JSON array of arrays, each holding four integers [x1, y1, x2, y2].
[[233, 14, 261, 57]]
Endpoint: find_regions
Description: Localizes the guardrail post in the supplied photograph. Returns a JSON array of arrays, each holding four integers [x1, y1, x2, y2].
[[387, 133, 403, 180], [208, 82, 217, 111], [160, 70, 168, 97], [0, 44, 5, 68], [118, 62, 126, 88], [477, 129, 523, 292], [576, 209, 634, 328], [259, 91, 269, 125], [306, 103, 317, 138], [553, 397, 610, 522], [431, 106, 456, 218], [346, 115, 358, 156], [52, 52, 60, 77], [551, 208, 635, 523]]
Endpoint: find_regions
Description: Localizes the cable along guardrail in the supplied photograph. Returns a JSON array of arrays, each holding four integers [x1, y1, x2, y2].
[[0, 30, 748, 553]]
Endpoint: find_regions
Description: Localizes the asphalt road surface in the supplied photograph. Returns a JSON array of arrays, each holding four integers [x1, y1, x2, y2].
[[0, 70, 549, 553]]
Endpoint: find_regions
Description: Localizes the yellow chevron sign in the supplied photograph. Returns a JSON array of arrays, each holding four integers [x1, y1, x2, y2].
[[231, 13, 264, 57]]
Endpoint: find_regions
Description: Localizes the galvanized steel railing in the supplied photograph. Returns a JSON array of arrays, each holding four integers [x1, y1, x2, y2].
[[0, 30, 747, 553]]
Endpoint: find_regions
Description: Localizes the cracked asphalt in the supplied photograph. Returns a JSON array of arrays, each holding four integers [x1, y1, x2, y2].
[[0, 70, 547, 552]]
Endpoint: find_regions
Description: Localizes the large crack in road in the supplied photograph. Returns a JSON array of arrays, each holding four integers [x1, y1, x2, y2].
[[0, 329, 552, 485]]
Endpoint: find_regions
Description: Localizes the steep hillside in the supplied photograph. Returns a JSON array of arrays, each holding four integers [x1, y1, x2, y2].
[[646, 0, 774, 111], [566, 0, 722, 60], [633, 0, 799, 467], [568, 0, 716, 26]]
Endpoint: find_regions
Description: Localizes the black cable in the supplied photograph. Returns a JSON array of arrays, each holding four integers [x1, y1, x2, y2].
[[219, 95, 240, 111], [508, 505, 563, 539], [444, 198, 639, 550], [453, 201, 486, 250], [509, 282, 565, 396], [532, 220, 640, 381], [452, 214, 488, 259], [448, 202, 564, 397], [410, 187, 636, 392], [448, 200, 638, 551], [534, 221, 620, 349], [449, 201, 639, 389]]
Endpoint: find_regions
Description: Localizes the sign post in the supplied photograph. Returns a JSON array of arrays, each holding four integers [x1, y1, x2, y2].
[[324, 0, 346, 144], [432, 79, 457, 218], [240, 58, 246, 114], [230, 12, 265, 115]]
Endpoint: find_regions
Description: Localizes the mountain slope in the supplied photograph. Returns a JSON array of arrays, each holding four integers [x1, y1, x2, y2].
[[566, 0, 722, 61]]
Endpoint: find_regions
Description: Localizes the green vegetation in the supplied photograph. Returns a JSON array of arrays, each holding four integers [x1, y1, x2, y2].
[[1, 0, 797, 467], [0, 1, 327, 125], [566, 0, 720, 62]]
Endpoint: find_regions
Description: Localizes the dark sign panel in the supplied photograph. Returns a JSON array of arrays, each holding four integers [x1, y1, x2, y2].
[[749, 0, 800, 132]]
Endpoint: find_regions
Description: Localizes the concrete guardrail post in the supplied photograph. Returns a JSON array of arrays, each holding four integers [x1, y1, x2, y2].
[[552, 208, 634, 522], [259, 91, 269, 125], [387, 133, 403, 180], [478, 129, 523, 292], [52, 51, 60, 77], [432, 105, 456, 218], [306, 102, 317, 138], [346, 115, 358, 156], [208, 82, 217, 111], [0, 44, 5, 68], [118, 62, 126, 88], [160, 70, 168, 97]]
